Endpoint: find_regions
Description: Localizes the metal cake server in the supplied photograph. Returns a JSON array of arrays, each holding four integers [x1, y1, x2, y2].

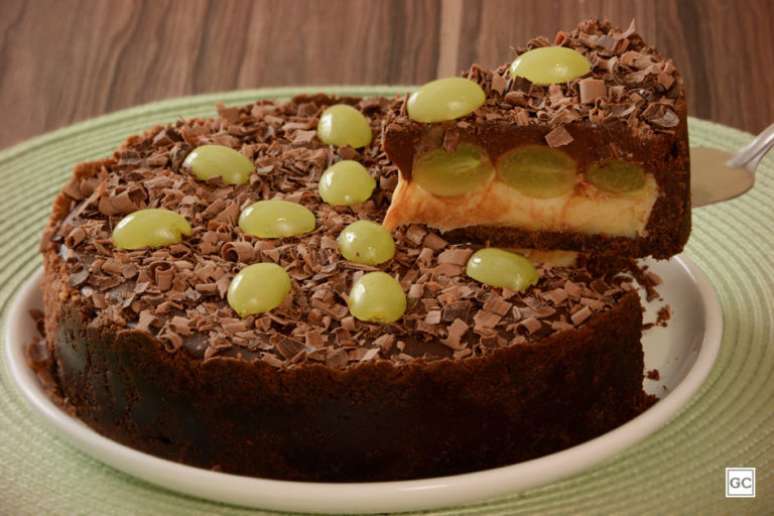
[[690, 123, 774, 207]]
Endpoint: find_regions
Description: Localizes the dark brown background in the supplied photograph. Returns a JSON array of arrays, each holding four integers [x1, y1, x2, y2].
[[2, 0, 772, 150]]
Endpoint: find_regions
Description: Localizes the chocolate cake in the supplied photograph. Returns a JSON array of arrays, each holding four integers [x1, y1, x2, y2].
[[39, 95, 655, 481], [383, 19, 690, 259], [38, 21, 669, 482]]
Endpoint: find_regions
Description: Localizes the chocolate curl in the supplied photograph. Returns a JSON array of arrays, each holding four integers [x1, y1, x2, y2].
[[221, 241, 255, 263], [65, 227, 86, 248], [135, 310, 157, 332], [159, 330, 184, 353], [276, 338, 304, 360], [360, 348, 379, 362], [100, 259, 124, 275], [543, 288, 569, 306], [571, 306, 593, 325], [437, 248, 474, 266], [473, 310, 502, 331], [325, 348, 349, 368], [62, 176, 86, 200], [374, 334, 395, 352], [152, 262, 174, 292], [545, 125, 574, 147], [215, 275, 231, 299], [98, 185, 146, 216], [195, 283, 218, 295], [517, 317, 542, 335], [483, 294, 512, 316], [443, 319, 469, 350], [579, 78, 607, 104], [642, 104, 680, 128]]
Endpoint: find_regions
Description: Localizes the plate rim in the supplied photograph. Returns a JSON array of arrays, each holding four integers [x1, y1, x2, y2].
[[3, 255, 722, 514]]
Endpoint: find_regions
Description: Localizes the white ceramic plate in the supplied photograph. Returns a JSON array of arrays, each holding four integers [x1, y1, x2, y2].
[[4, 256, 721, 514]]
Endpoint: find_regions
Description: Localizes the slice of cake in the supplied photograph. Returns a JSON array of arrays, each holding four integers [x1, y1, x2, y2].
[[383, 19, 690, 259], [39, 91, 655, 481]]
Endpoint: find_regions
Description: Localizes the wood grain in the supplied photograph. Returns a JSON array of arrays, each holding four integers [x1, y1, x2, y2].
[[1, 0, 772, 150]]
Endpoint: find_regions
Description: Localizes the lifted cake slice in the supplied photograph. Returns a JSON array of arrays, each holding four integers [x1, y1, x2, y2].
[[383, 19, 690, 259]]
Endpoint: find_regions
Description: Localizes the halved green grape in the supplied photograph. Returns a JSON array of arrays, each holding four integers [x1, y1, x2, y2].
[[337, 220, 395, 265], [239, 200, 315, 239], [413, 143, 494, 197], [183, 144, 254, 185], [497, 145, 577, 198], [586, 160, 646, 193], [317, 104, 372, 148], [348, 272, 406, 323], [319, 160, 376, 206], [509, 47, 591, 85], [407, 77, 486, 123], [466, 248, 539, 291], [227, 263, 291, 317], [112, 208, 192, 250]]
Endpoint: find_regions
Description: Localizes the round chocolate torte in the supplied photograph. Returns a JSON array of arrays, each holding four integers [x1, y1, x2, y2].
[[41, 94, 652, 481]]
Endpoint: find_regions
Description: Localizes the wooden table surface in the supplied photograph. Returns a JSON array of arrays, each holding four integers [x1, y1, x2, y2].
[[2, 0, 772, 150]]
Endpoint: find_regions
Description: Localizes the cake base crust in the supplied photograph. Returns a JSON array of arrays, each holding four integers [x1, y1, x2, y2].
[[46, 263, 650, 481]]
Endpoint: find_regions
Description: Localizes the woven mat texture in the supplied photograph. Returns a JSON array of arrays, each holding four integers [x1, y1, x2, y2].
[[0, 87, 771, 515]]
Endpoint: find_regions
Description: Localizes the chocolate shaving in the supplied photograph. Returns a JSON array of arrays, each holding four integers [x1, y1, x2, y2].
[[292, 130, 317, 146], [374, 334, 395, 352], [425, 310, 442, 325], [276, 338, 305, 360], [65, 227, 87, 248], [221, 241, 255, 263], [154, 264, 174, 291], [216, 102, 241, 124], [474, 310, 502, 330], [579, 78, 606, 104], [544, 125, 574, 147], [423, 233, 448, 251], [443, 319, 469, 350], [642, 104, 679, 128], [69, 268, 89, 287], [517, 317, 542, 335], [571, 306, 592, 325], [437, 248, 473, 266]]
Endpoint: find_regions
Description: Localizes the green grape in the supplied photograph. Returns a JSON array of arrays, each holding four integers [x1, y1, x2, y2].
[[337, 220, 395, 265], [317, 104, 373, 148], [348, 272, 406, 323], [413, 143, 494, 197], [239, 200, 315, 239], [466, 248, 539, 291], [112, 208, 192, 250], [319, 160, 376, 206], [497, 145, 577, 198], [407, 77, 486, 123], [227, 263, 291, 317], [586, 160, 646, 193], [183, 144, 254, 185], [509, 47, 591, 85]]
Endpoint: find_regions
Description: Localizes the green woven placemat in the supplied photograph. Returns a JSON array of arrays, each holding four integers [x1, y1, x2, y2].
[[0, 87, 771, 515]]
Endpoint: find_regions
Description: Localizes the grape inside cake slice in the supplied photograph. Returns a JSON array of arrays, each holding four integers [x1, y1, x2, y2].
[[383, 19, 690, 259]]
